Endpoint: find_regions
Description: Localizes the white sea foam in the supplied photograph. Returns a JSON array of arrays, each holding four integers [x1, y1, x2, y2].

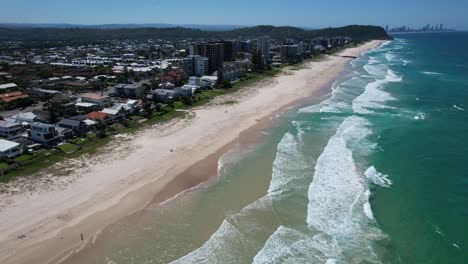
[[305, 116, 385, 262], [414, 112, 426, 120], [453, 105, 464, 111], [173, 132, 309, 263], [364, 63, 387, 77], [421, 71, 443, 76], [308, 116, 371, 232], [299, 78, 358, 114], [268, 132, 309, 195], [363, 189, 374, 220], [352, 69, 401, 114], [365, 166, 392, 188], [253, 226, 341, 264], [385, 52, 397, 62]]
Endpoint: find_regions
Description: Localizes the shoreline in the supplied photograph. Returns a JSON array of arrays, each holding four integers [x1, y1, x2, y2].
[[0, 40, 386, 264]]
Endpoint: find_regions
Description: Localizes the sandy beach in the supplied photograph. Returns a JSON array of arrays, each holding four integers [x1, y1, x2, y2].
[[0, 40, 385, 264]]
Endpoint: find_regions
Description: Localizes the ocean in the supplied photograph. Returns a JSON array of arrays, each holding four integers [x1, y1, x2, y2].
[[65, 32, 468, 264]]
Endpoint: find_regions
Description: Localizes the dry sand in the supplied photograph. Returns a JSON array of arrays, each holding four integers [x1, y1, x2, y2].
[[0, 40, 385, 264]]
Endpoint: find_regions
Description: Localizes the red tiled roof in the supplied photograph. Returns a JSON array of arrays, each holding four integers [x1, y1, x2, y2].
[[86, 111, 109, 120], [0, 91, 29, 103]]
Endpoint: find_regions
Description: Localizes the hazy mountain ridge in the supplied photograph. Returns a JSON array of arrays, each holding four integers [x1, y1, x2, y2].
[[0, 25, 390, 43]]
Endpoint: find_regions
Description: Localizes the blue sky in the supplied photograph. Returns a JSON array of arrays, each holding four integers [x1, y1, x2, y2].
[[1, 0, 467, 29]]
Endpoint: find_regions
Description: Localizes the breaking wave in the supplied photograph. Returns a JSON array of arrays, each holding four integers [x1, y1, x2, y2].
[[172, 131, 311, 263], [365, 166, 393, 188], [352, 69, 402, 114]]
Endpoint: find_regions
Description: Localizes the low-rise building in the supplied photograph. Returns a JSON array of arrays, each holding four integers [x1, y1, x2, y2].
[[11, 112, 37, 124], [56, 118, 88, 136], [0, 91, 30, 104], [0, 120, 22, 138], [0, 139, 22, 158], [80, 93, 112, 108], [148, 89, 177, 103], [200, 76, 218, 88], [114, 83, 144, 98], [0, 83, 18, 91], [86, 111, 111, 123], [30, 122, 62, 147]]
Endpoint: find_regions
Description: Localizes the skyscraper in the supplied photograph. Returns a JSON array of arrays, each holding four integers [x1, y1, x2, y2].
[[191, 42, 224, 74], [257, 36, 271, 63], [223, 40, 234, 62]]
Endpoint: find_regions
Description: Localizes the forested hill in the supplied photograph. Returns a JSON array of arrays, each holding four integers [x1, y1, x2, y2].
[[0, 25, 391, 43]]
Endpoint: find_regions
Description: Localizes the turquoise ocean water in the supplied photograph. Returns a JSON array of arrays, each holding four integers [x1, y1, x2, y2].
[[66, 33, 467, 264]]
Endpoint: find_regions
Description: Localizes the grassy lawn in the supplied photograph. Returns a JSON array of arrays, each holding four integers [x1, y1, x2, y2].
[[58, 143, 79, 154], [14, 154, 34, 163], [0, 162, 9, 170]]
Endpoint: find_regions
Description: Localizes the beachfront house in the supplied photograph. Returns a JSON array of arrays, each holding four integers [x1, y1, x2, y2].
[[0, 139, 22, 158], [56, 118, 88, 136], [86, 111, 112, 124], [29, 122, 62, 147], [175, 85, 196, 97], [0, 120, 22, 138], [148, 89, 177, 103], [200, 76, 218, 88], [101, 105, 127, 121]]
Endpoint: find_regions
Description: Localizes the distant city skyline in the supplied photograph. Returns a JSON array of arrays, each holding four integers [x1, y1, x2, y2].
[[1, 0, 467, 30]]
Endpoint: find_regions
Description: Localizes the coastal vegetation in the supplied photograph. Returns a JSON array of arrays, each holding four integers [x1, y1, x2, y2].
[[0, 25, 390, 46]]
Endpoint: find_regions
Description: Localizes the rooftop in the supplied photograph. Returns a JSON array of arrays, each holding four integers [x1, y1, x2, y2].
[[0, 83, 18, 90], [0, 139, 20, 152], [80, 93, 109, 100]]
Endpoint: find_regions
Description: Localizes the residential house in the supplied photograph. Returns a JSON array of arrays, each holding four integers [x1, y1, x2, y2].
[[49, 93, 77, 116], [0, 83, 18, 91], [163, 68, 186, 85], [0, 120, 22, 138], [124, 100, 140, 114], [188, 77, 201, 86], [26, 88, 61, 100], [56, 118, 88, 136], [114, 83, 145, 98], [101, 104, 127, 121], [175, 85, 197, 97], [0, 91, 30, 104], [0, 139, 22, 158], [86, 111, 111, 123], [30, 122, 62, 147], [200, 76, 218, 88], [11, 112, 37, 124], [80, 93, 112, 108], [148, 89, 177, 103], [75, 102, 99, 113]]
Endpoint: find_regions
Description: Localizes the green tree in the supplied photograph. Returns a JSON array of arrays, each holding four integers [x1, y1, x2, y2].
[[95, 119, 107, 138]]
